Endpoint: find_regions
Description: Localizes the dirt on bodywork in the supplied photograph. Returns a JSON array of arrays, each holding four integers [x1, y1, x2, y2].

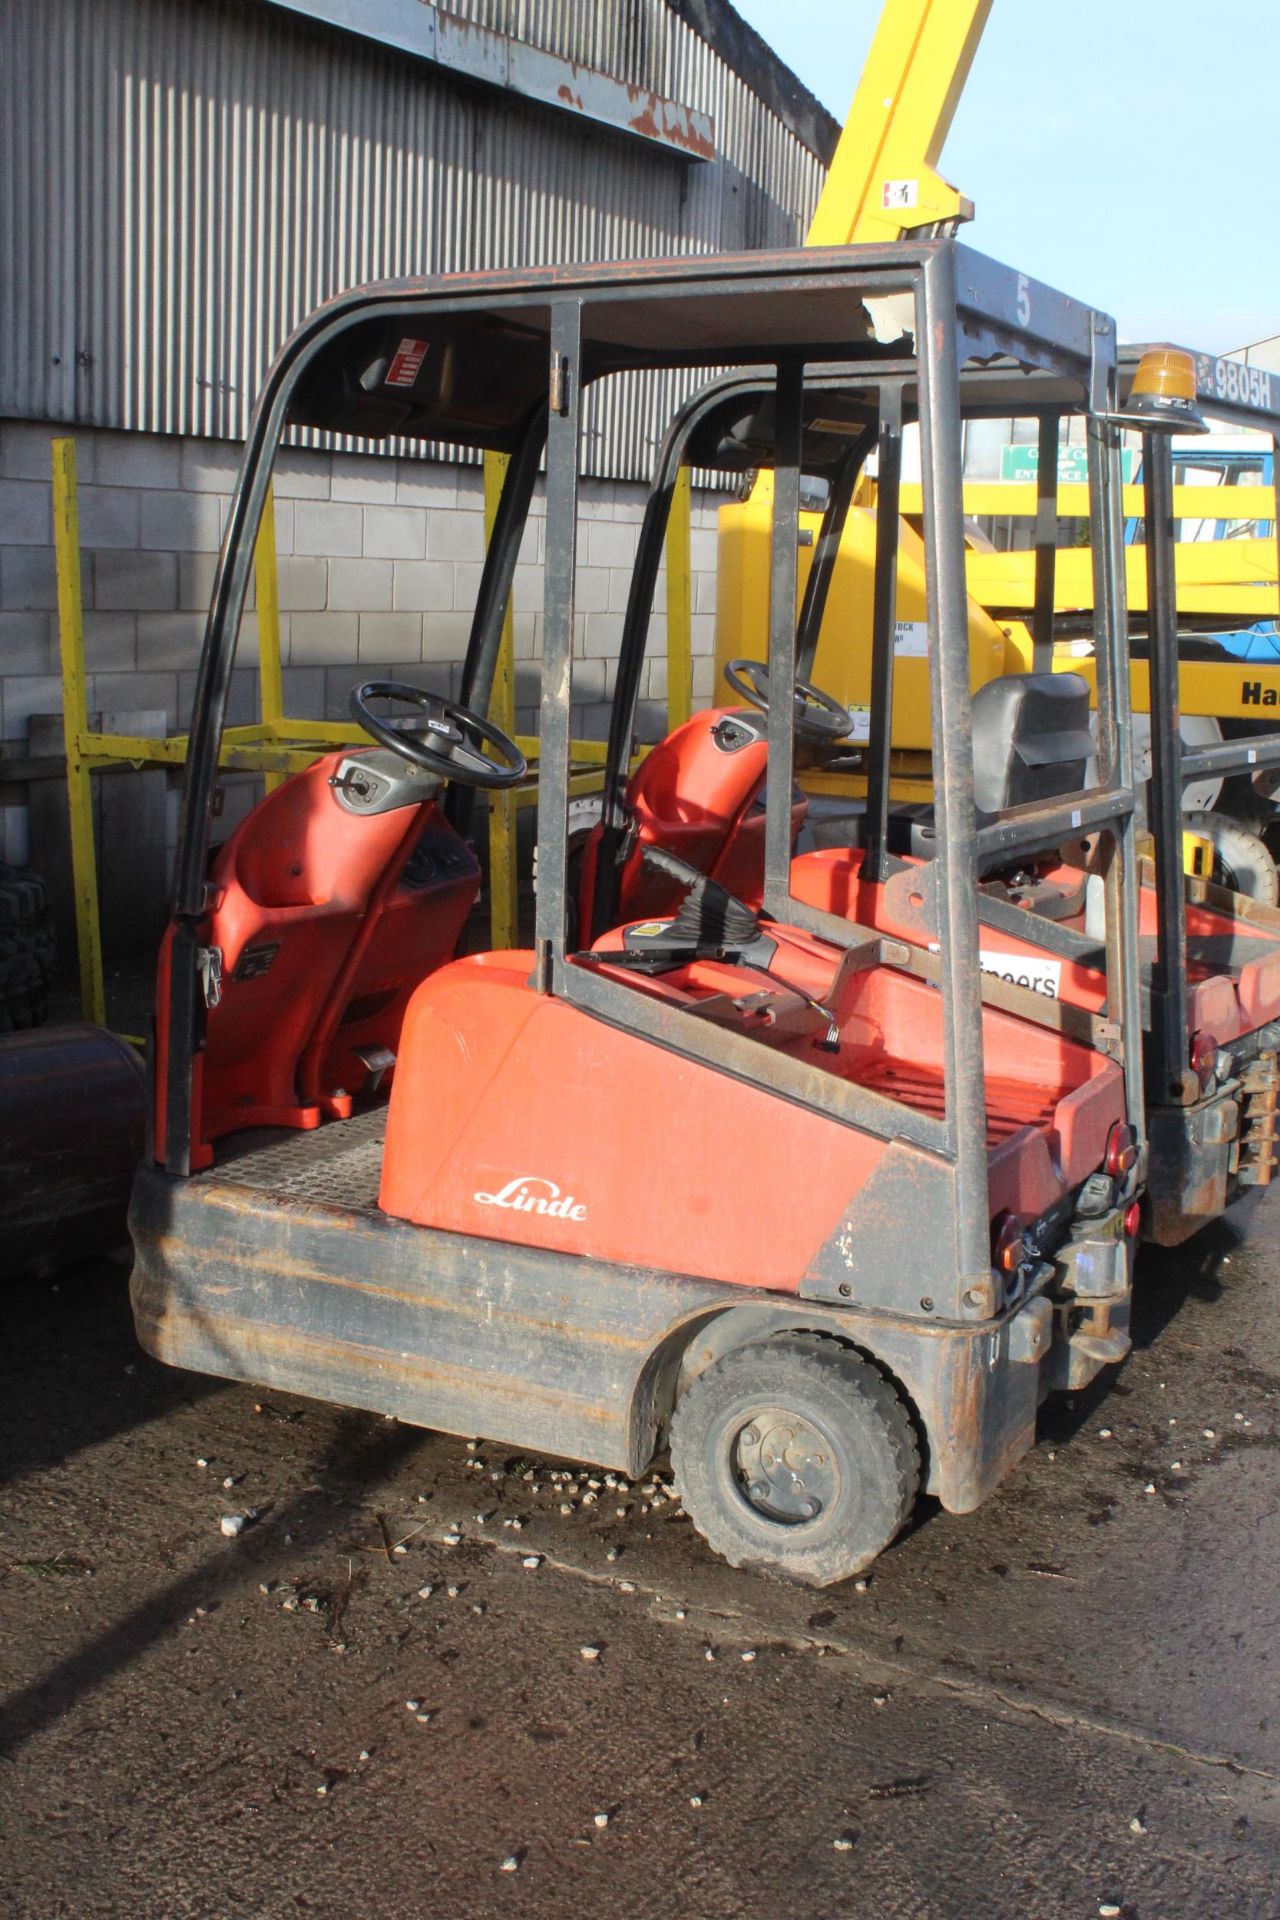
[[0, 1204, 1277, 1920]]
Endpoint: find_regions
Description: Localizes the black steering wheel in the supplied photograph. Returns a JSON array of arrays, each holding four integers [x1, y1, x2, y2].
[[349, 681, 526, 790], [722, 657, 853, 743]]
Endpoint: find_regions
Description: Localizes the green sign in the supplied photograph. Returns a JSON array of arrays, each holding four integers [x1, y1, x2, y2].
[[999, 444, 1136, 484]]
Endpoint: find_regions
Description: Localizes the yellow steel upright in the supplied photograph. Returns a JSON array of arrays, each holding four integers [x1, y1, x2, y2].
[[484, 451, 520, 949], [805, 0, 990, 246], [51, 437, 107, 1025], [665, 466, 693, 730]]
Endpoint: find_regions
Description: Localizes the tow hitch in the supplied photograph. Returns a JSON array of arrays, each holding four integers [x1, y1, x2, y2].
[[1233, 1050, 1279, 1187]]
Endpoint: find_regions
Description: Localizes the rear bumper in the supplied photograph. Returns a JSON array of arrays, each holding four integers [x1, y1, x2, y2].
[[1145, 1042, 1279, 1246], [130, 1163, 1059, 1518], [1146, 1093, 1237, 1245], [128, 1165, 749, 1478]]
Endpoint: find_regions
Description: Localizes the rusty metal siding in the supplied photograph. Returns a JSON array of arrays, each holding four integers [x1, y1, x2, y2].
[[0, 0, 831, 479]]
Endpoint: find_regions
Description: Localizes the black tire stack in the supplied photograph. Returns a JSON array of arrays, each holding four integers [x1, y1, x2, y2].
[[0, 863, 55, 1033]]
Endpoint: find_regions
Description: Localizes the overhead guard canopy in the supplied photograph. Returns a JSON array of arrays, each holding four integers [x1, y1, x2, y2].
[[283, 244, 933, 448]]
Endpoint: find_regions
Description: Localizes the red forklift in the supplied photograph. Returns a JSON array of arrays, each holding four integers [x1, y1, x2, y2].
[[132, 242, 1145, 1585], [580, 351, 1280, 1246]]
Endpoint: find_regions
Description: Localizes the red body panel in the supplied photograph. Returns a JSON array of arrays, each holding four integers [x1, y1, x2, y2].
[[791, 847, 1280, 1045], [379, 926, 1123, 1286], [156, 752, 478, 1161], [593, 707, 1280, 1053]]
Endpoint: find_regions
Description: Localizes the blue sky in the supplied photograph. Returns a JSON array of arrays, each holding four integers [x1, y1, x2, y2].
[[732, 0, 1280, 351]]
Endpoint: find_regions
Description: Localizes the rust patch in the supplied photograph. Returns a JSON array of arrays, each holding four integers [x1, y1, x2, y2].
[[626, 94, 715, 161]]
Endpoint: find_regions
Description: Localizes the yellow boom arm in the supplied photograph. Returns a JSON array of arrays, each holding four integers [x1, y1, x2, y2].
[[806, 0, 992, 246]]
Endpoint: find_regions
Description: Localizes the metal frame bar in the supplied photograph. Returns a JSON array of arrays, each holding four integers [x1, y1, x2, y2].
[[482, 450, 520, 952], [1031, 410, 1059, 671], [531, 300, 584, 988], [1142, 429, 1191, 1101], [915, 246, 987, 1267], [795, 437, 873, 681], [761, 358, 806, 918], [603, 406, 701, 827], [864, 382, 904, 884], [1085, 364, 1146, 1133], [254, 480, 286, 796]]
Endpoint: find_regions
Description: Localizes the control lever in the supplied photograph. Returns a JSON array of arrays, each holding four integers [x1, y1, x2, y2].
[[639, 845, 764, 953], [595, 847, 840, 1051]]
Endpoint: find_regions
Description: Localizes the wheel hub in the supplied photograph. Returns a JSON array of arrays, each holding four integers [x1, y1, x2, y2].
[[733, 1406, 838, 1524]]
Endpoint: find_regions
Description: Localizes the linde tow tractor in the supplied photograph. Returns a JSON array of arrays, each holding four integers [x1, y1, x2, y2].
[[132, 243, 1144, 1585], [635, 353, 1280, 1242]]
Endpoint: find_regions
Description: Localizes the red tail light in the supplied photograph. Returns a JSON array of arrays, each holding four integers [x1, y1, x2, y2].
[[991, 1211, 1027, 1273], [1105, 1122, 1137, 1178], [1190, 1030, 1219, 1092], [1124, 1201, 1142, 1238]]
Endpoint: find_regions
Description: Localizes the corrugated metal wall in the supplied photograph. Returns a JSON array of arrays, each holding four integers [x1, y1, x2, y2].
[[0, 0, 830, 479]]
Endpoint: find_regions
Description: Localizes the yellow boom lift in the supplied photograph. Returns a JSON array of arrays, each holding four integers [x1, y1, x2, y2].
[[714, 0, 1280, 888]]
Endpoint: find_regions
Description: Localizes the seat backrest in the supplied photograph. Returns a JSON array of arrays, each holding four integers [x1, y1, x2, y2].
[[970, 673, 1095, 815], [190, 751, 477, 1150]]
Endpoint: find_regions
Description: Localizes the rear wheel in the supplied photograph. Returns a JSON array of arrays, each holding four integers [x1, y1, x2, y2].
[[670, 1332, 920, 1587], [0, 862, 55, 1033], [1187, 809, 1280, 905]]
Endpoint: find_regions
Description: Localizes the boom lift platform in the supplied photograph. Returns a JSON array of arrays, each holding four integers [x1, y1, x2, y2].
[[132, 241, 1145, 1585]]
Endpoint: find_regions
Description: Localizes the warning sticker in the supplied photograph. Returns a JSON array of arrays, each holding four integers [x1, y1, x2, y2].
[[385, 337, 429, 389], [881, 179, 919, 211], [844, 705, 872, 743]]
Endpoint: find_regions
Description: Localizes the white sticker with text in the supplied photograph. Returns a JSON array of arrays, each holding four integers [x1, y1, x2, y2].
[[893, 620, 929, 656], [929, 945, 1063, 1000], [978, 949, 1062, 1000]]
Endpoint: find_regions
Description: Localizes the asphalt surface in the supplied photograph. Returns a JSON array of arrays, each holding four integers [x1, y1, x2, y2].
[[1, 1201, 1277, 1920]]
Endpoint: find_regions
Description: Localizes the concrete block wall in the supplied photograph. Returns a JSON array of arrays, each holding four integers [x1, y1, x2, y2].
[[0, 418, 725, 862]]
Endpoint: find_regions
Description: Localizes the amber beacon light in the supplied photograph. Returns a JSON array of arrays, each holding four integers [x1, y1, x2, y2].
[[1107, 347, 1209, 435]]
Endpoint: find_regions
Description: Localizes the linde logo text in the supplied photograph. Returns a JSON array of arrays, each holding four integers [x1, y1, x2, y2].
[[473, 1175, 587, 1222]]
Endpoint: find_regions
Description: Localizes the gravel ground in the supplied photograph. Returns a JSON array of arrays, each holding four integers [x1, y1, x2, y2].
[[1, 1199, 1277, 1920]]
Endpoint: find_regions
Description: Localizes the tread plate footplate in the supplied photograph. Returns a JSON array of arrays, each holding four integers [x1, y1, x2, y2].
[[208, 1109, 388, 1212]]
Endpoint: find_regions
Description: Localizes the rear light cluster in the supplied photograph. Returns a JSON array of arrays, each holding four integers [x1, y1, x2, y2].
[[1104, 1122, 1137, 1178], [1124, 1201, 1143, 1238], [1190, 1029, 1220, 1093], [991, 1210, 1027, 1274]]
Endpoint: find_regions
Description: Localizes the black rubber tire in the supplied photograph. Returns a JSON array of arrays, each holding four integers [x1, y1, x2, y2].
[[0, 862, 56, 1033], [1187, 810, 1280, 905], [670, 1332, 920, 1587]]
